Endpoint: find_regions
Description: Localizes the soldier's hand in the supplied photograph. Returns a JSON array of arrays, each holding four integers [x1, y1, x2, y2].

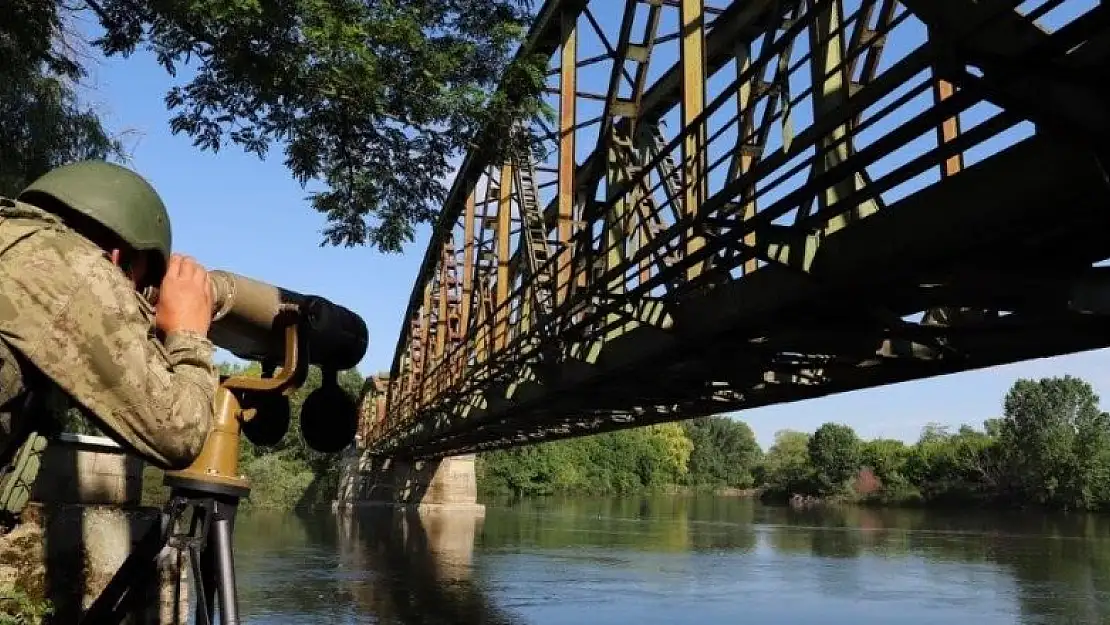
[[156, 254, 213, 336]]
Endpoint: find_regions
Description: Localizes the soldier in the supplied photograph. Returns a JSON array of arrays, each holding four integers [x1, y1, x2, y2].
[[0, 160, 219, 528]]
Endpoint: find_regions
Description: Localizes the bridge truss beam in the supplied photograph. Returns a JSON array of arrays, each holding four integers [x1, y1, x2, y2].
[[365, 0, 1110, 460]]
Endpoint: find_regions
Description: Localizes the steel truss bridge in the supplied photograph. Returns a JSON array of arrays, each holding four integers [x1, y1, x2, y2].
[[359, 0, 1110, 460]]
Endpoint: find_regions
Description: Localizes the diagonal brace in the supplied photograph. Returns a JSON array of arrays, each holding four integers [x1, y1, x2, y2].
[[900, 0, 1110, 138]]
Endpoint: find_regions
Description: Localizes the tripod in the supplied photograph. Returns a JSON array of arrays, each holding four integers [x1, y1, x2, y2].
[[81, 321, 313, 624], [79, 473, 249, 625]]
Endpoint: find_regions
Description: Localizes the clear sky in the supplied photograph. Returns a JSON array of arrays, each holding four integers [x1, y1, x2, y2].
[[67, 2, 1110, 449]]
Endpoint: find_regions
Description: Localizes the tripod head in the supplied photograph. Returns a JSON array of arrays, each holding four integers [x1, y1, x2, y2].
[[157, 270, 370, 495]]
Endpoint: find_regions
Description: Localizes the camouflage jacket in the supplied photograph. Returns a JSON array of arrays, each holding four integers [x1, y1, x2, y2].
[[0, 197, 217, 470]]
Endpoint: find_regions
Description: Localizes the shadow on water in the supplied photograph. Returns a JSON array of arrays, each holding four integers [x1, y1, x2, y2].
[[233, 506, 516, 625]]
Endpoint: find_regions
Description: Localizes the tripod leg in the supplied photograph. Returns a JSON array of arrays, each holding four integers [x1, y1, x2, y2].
[[190, 540, 213, 625], [211, 499, 240, 625], [193, 506, 217, 625]]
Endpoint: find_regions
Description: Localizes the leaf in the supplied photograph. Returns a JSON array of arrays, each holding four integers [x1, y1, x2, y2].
[[86, 0, 546, 252]]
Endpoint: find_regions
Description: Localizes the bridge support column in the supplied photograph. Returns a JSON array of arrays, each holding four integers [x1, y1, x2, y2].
[[333, 449, 484, 515]]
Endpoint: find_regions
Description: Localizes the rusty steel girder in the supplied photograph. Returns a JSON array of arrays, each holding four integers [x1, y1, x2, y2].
[[364, 0, 1110, 460]]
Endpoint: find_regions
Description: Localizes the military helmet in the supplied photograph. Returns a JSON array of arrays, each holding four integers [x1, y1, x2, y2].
[[18, 160, 172, 272]]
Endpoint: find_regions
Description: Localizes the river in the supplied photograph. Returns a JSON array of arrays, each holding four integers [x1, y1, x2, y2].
[[227, 496, 1110, 624]]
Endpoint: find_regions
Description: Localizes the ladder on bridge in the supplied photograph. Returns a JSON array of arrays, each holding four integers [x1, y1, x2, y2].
[[640, 123, 687, 273], [510, 134, 557, 325], [427, 238, 462, 392], [602, 122, 688, 289], [641, 122, 684, 218], [639, 121, 731, 281]]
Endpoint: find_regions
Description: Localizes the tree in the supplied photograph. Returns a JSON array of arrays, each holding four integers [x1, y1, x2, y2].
[[79, 0, 548, 251], [983, 418, 1004, 438], [759, 429, 813, 494], [904, 423, 1000, 502], [860, 438, 909, 486], [997, 376, 1110, 510], [476, 425, 695, 496], [1, 1, 124, 196], [807, 422, 861, 495], [918, 422, 952, 443], [683, 417, 762, 488], [641, 423, 694, 485]]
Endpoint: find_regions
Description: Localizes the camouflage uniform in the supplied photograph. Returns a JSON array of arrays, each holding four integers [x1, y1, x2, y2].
[[0, 197, 217, 469]]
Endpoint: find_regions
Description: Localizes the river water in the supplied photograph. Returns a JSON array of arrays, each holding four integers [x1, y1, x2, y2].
[[228, 496, 1110, 624]]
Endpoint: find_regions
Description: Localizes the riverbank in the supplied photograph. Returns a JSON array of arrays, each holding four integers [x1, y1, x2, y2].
[[140, 465, 762, 510], [761, 482, 1075, 514]]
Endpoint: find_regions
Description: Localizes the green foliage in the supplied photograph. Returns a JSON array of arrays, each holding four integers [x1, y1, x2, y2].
[[643, 423, 693, 485], [136, 370, 1110, 515], [0, 589, 53, 625], [682, 417, 762, 489], [477, 418, 757, 497], [238, 451, 315, 509], [997, 376, 1110, 510], [902, 424, 999, 504], [860, 438, 910, 487], [5, 0, 548, 249], [0, 1, 124, 197], [221, 360, 364, 507], [758, 430, 814, 498], [808, 423, 861, 495], [82, 0, 548, 251], [220, 362, 363, 455], [140, 361, 365, 509], [140, 464, 168, 507], [757, 376, 1110, 513], [58, 404, 103, 436]]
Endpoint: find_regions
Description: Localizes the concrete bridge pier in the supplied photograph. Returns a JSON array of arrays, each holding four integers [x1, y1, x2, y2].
[[333, 449, 485, 515]]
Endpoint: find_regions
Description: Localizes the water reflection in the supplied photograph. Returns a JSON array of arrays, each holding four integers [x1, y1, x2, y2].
[[234, 506, 512, 625], [756, 504, 1110, 625], [335, 506, 516, 625], [231, 497, 1110, 625], [476, 495, 757, 554]]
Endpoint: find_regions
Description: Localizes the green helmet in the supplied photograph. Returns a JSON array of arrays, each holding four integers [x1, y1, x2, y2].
[[18, 160, 172, 273]]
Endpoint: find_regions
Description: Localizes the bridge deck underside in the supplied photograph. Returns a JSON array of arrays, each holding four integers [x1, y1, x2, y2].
[[365, 0, 1110, 459]]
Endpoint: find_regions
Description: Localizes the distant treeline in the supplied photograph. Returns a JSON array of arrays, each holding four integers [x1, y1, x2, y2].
[[123, 368, 1110, 513], [761, 375, 1110, 512], [478, 375, 1110, 513], [477, 417, 762, 496]]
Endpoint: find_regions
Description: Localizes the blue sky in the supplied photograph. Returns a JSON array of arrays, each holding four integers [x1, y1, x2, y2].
[[68, 1, 1110, 449]]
